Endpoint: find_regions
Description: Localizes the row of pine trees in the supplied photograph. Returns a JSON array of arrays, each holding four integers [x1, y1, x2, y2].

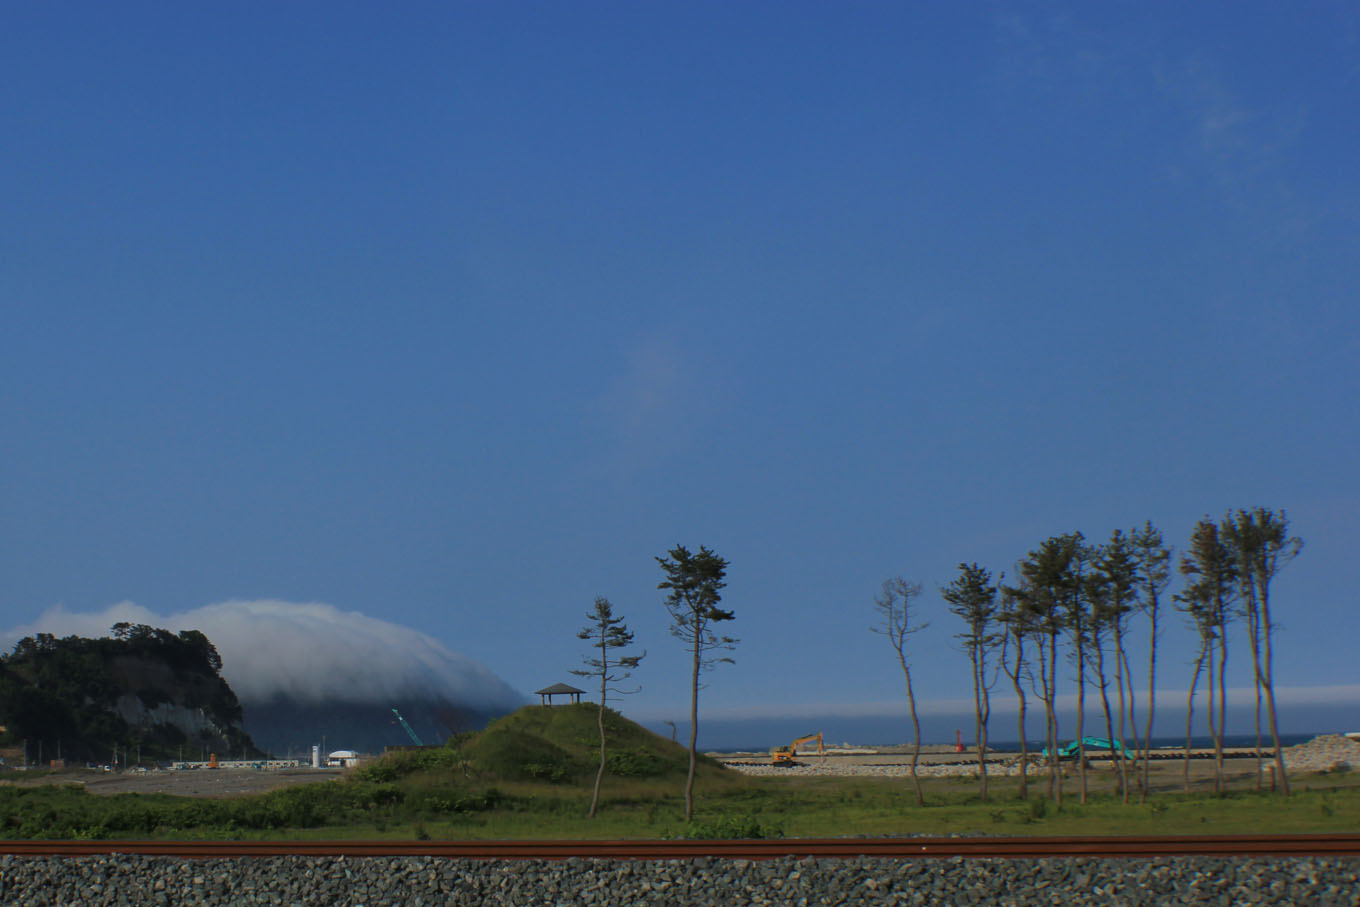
[[879, 507, 1302, 806]]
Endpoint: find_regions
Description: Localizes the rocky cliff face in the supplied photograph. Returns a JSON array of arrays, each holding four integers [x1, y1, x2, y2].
[[0, 625, 262, 764]]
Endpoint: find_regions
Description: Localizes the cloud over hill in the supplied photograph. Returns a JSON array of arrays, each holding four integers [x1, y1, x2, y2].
[[2, 599, 525, 711]]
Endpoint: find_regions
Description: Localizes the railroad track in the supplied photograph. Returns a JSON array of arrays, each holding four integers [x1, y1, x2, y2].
[[3, 835, 1359, 859]]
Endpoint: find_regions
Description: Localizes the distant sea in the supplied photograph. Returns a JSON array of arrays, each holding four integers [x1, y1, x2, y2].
[[676, 703, 1358, 753], [709, 732, 1322, 755], [983, 733, 1317, 753]]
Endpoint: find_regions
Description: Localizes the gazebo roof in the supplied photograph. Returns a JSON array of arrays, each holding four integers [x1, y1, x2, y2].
[[535, 682, 585, 695]]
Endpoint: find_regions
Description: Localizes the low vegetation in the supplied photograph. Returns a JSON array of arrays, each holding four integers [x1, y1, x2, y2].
[[2, 704, 1357, 841]]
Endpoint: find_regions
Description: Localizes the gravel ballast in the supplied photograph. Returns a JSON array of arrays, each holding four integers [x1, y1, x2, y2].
[[2, 853, 1358, 906]]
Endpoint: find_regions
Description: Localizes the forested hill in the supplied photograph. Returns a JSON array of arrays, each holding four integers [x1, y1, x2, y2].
[[0, 623, 263, 765]]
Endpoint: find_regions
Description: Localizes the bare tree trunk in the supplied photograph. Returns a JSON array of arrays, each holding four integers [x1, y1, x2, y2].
[[1038, 633, 1054, 801], [1113, 623, 1133, 802], [1247, 597, 1264, 790], [1184, 648, 1206, 794], [1095, 641, 1119, 798], [1046, 629, 1062, 807], [685, 640, 700, 822], [1016, 686, 1029, 799], [1252, 674, 1263, 788], [1206, 640, 1218, 793], [1214, 632, 1228, 795], [1005, 632, 1030, 800], [1142, 605, 1160, 803], [970, 649, 988, 802], [1075, 643, 1088, 804], [1260, 585, 1290, 796], [589, 685, 606, 818], [902, 651, 924, 807], [977, 682, 990, 803]]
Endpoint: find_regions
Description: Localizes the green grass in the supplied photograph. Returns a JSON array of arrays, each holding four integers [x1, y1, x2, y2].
[[5, 770, 1357, 841], [2, 705, 1357, 840]]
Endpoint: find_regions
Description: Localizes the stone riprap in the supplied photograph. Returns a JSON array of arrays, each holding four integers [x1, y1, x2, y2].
[[1282, 735, 1360, 775], [725, 759, 1038, 778], [1, 853, 1358, 906]]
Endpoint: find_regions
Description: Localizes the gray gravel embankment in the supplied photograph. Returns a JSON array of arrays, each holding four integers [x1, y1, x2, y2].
[[2, 853, 1359, 906]]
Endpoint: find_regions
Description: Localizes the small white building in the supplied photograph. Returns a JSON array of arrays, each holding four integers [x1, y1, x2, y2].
[[326, 750, 362, 768]]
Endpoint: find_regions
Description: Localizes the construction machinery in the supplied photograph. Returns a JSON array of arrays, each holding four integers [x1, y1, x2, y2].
[[391, 708, 424, 746], [771, 732, 824, 766], [1041, 736, 1134, 760]]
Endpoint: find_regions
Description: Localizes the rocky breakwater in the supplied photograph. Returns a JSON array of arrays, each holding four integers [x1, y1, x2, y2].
[[1282, 734, 1360, 775], [726, 759, 1039, 778]]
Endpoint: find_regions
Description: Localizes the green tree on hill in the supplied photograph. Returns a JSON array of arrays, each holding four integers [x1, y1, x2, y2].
[[571, 597, 645, 818], [657, 544, 734, 823]]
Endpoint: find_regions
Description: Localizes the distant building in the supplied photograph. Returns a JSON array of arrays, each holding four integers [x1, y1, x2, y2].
[[326, 750, 362, 768], [534, 682, 584, 706]]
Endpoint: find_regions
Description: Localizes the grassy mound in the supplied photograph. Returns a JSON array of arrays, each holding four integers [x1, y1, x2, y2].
[[462, 703, 723, 784], [353, 703, 727, 787]]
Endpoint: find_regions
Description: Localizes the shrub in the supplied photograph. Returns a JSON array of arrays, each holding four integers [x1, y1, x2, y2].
[[606, 749, 663, 778], [683, 813, 783, 840]]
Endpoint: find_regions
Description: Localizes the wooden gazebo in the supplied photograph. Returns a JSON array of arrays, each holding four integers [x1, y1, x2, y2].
[[535, 682, 584, 706]]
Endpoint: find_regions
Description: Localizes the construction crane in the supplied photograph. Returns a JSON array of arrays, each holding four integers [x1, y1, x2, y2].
[[770, 732, 824, 766], [391, 708, 424, 746]]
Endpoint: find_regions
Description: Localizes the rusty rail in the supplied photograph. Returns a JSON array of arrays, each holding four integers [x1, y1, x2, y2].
[[3, 835, 1359, 859]]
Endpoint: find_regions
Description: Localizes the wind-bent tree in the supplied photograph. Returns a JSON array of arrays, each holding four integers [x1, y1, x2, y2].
[[1222, 511, 1266, 789], [1064, 536, 1094, 803], [942, 563, 999, 802], [1131, 521, 1171, 802], [657, 544, 735, 822], [1011, 534, 1077, 806], [1175, 572, 1215, 793], [570, 597, 645, 818], [996, 577, 1034, 800], [873, 577, 928, 806], [1179, 518, 1237, 794], [1224, 507, 1302, 795], [1084, 562, 1119, 796], [1094, 529, 1140, 802]]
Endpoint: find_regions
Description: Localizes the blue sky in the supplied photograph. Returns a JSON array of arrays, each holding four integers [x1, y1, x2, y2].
[[3, 3, 1357, 745]]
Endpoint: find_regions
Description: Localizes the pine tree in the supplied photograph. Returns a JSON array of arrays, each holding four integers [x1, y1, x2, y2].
[[1223, 507, 1301, 795], [873, 577, 928, 806], [571, 597, 644, 818], [942, 563, 999, 802], [1130, 521, 1171, 802], [1178, 518, 1237, 794], [657, 544, 735, 822]]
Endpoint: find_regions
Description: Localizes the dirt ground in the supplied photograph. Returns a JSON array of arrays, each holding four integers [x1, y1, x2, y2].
[[710, 745, 1299, 793], [0, 747, 1309, 799], [1, 766, 345, 798]]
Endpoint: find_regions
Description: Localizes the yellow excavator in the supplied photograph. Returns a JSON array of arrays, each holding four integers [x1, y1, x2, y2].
[[770, 732, 824, 766]]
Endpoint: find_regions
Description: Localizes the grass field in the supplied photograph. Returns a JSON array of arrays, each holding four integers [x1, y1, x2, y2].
[[2, 705, 1357, 841]]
